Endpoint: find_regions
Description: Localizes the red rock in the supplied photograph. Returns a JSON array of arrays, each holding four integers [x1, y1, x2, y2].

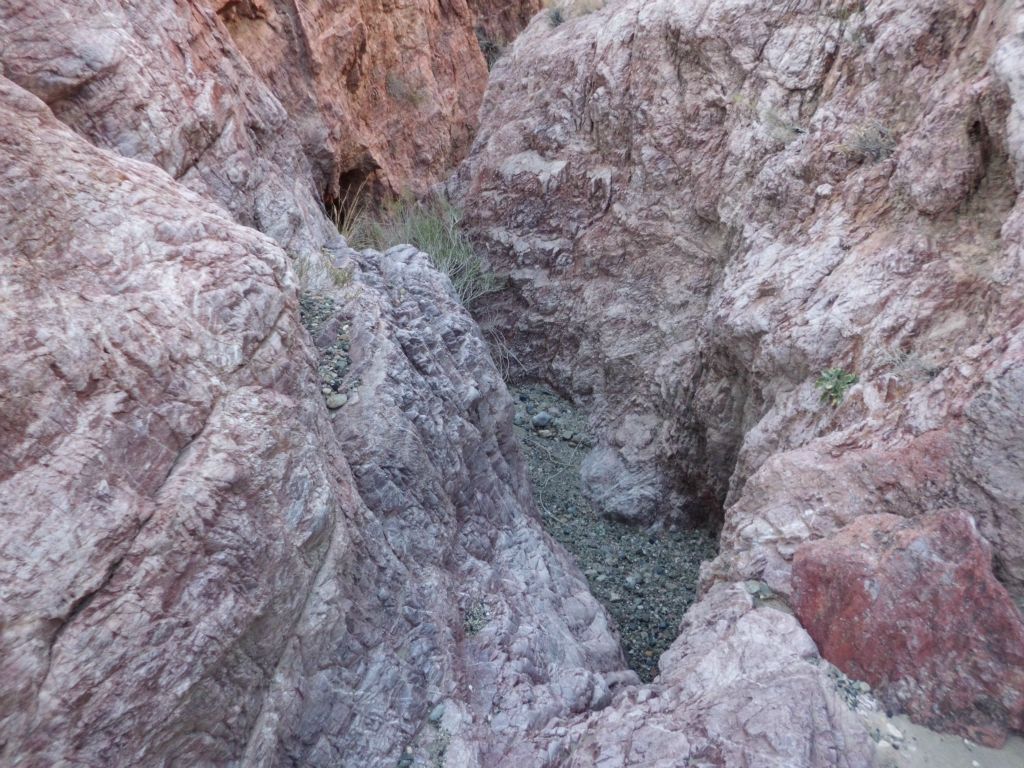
[[792, 511, 1024, 747]]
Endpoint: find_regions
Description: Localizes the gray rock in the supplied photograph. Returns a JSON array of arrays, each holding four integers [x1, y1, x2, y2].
[[531, 411, 553, 428], [325, 393, 348, 409]]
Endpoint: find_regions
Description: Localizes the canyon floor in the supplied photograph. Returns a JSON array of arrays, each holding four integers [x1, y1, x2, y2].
[[511, 383, 718, 680]]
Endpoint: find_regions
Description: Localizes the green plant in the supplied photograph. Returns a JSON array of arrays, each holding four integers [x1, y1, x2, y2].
[[331, 179, 378, 250], [463, 600, 491, 634], [816, 368, 858, 406], [339, 192, 501, 307], [547, 4, 565, 26]]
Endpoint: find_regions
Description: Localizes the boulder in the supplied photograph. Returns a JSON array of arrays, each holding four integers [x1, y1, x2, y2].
[[792, 511, 1024, 747], [542, 585, 876, 767]]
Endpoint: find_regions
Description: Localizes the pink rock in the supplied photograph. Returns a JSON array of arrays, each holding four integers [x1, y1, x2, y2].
[[793, 511, 1024, 747], [547, 585, 876, 768]]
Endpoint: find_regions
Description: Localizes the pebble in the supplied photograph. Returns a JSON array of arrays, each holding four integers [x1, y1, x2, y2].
[[428, 704, 445, 724], [325, 393, 348, 409], [512, 383, 717, 682], [885, 723, 903, 741], [531, 411, 554, 428]]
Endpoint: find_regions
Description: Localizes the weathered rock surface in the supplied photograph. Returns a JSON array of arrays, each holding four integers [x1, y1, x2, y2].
[[793, 510, 1024, 747], [0, 75, 344, 765], [5, 0, 1024, 763], [453, 0, 1024, 744], [0, 0, 536, 273], [0, 76, 630, 767], [206, 0, 538, 201], [555, 585, 876, 767]]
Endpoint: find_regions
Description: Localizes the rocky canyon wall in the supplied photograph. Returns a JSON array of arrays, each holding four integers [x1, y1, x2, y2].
[[453, 0, 1024, 747], [3, 0, 1023, 764], [0, 1, 638, 767]]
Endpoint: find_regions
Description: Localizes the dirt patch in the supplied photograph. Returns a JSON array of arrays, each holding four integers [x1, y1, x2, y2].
[[512, 383, 717, 681]]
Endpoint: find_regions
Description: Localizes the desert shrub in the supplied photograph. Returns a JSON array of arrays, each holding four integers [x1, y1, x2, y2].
[[816, 368, 859, 406], [339, 193, 500, 307], [475, 27, 506, 69], [547, 4, 565, 26], [843, 122, 896, 162]]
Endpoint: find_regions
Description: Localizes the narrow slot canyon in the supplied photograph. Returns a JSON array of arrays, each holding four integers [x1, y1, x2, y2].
[[3, 1, 1024, 767]]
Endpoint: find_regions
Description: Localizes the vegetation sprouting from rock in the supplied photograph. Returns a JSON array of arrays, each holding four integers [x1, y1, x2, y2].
[[843, 122, 896, 162], [335, 193, 500, 307], [816, 368, 858, 406]]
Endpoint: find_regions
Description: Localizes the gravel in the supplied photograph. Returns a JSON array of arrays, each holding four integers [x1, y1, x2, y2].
[[512, 383, 718, 681], [300, 294, 360, 407]]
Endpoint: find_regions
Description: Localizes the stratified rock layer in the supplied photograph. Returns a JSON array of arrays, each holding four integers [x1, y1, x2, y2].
[[793, 511, 1024, 747], [453, 0, 1024, 744]]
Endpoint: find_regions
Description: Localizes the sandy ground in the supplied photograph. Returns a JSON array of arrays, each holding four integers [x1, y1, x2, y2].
[[865, 711, 1024, 768]]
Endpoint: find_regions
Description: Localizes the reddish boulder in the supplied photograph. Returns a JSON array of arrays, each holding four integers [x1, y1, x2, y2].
[[792, 511, 1024, 746]]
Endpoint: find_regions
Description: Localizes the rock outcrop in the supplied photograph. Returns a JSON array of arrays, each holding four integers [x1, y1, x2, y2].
[[207, 0, 538, 201], [0, 0, 638, 764], [4, 0, 1024, 763], [453, 0, 1024, 745], [0, 72, 630, 766], [0, 0, 537, 274], [793, 510, 1024, 747], [554, 584, 875, 767]]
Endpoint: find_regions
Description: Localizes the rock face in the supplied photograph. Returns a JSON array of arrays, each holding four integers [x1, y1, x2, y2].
[[206, 0, 538, 201], [453, 0, 1024, 744], [0, 73, 630, 766], [2, 0, 1022, 764], [793, 510, 1024, 747], [0, 0, 537, 274], [559, 585, 875, 767]]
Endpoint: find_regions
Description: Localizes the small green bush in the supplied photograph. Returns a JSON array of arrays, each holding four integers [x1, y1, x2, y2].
[[338, 193, 500, 308], [547, 5, 565, 26], [816, 368, 858, 406]]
